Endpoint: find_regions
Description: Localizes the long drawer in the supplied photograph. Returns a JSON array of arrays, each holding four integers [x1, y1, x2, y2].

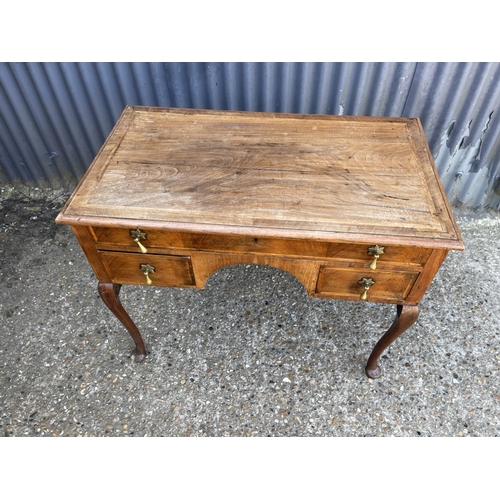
[[92, 227, 431, 266]]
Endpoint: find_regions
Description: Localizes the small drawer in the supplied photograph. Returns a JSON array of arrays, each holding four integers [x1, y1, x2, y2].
[[315, 266, 419, 303], [92, 227, 431, 266], [100, 251, 195, 287]]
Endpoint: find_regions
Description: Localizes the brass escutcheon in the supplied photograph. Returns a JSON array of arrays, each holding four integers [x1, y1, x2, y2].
[[367, 244, 385, 270], [140, 263, 155, 285], [358, 277, 375, 301], [131, 229, 148, 253]]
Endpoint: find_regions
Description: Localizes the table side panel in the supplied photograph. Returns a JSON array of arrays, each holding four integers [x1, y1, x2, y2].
[[71, 226, 111, 282], [404, 248, 449, 304]]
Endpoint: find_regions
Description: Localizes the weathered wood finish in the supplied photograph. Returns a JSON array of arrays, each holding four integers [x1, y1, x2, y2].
[[56, 106, 465, 378], [57, 106, 464, 249]]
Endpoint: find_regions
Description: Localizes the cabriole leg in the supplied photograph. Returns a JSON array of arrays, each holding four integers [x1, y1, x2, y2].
[[365, 304, 419, 379], [97, 282, 147, 362]]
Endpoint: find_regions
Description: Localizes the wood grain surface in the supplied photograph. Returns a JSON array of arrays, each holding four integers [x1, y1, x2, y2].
[[57, 106, 464, 250]]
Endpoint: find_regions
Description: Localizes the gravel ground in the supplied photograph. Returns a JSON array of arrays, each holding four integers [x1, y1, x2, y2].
[[1, 184, 499, 437]]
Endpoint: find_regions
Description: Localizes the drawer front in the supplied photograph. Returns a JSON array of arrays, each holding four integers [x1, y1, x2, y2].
[[93, 227, 431, 266], [100, 251, 195, 287], [315, 266, 419, 303]]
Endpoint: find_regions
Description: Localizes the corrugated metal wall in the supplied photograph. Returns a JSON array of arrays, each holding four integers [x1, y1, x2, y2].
[[1, 62, 499, 209]]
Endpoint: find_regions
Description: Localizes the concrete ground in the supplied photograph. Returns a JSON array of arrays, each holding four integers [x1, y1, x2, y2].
[[1, 183, 499, 437]]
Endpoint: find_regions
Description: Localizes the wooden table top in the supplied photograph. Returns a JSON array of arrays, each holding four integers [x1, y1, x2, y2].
[[57, 106, 464, 249]]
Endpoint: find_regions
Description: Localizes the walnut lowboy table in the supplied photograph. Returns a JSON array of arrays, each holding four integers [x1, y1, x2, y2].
[[56, 106, 464, 378]]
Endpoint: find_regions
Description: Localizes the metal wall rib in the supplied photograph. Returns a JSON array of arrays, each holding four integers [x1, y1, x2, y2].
[[0, 62, 499, 208]]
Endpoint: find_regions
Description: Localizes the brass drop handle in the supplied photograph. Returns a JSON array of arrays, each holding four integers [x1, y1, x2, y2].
[[367, 245, 385, 270], [140, 263, 155, 285], [130, 229, 148, 253], [358, 277, 375, 301]]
